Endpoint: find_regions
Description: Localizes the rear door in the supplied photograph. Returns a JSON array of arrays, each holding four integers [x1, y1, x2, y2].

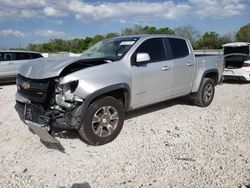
[[12, 52, 32, 73], [166, 38, 195, 96], [0, 52, 16, 79], [131, 38, 172, 108]]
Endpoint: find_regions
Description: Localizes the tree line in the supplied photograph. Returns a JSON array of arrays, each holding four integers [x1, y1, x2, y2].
[[26, 23, 250, 53]]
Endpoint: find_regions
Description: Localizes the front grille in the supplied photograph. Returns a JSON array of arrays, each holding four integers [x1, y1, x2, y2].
[[17, 74, 52, 103]]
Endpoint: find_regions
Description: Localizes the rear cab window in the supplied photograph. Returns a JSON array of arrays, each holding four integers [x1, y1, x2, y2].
[[166, 38, 190, 59]]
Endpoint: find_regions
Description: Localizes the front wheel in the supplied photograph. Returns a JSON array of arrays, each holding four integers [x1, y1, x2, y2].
[[193, 78, 215, 107], [79, 96, 124, 146]]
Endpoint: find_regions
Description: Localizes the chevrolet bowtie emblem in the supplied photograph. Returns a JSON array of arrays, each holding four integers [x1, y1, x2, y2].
[[22, 82, 31, 90]]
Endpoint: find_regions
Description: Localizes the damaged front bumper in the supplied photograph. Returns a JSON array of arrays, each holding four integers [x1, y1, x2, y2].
[[15, 96, 60, 143], [25, 120, 60, 144], [15, 74, 86, 143]]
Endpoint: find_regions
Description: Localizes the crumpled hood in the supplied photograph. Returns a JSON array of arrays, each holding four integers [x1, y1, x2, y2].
[[19, 56, 80, 79]]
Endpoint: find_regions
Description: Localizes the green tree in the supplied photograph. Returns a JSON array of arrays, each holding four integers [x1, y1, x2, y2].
[[121, 28, 135, 35], [79, 37, 93, 52], [236, 23, 250, 42], [122, 25, 175, 35], [27, 44, 39, 51], [42, 43, 53, 52], [89, 35, 104, 46], [175, 25, 200, 49], [106, 32, 119, 39], [143, 26, 157, 34], [197, 32, 223, 49], [121, 25, 144, 35], [156, 27, 175, 35], [221, 32, 235, 44]]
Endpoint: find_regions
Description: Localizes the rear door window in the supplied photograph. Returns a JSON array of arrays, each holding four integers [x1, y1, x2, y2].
[[15, 52, 32, 60], [0, 53, 4, 61], [134, 38, 166, 63], [30, 53, 43, 59], [168, 38, 189, 59], [0, 52, 15, 61]]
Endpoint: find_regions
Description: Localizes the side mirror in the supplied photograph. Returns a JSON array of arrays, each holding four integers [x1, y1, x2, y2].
[[136, 53, 150, 64]]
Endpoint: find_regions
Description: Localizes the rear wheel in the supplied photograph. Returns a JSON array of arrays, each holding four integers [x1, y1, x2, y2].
[[193, 78, 215, 107], [79, 96, 124, 146]]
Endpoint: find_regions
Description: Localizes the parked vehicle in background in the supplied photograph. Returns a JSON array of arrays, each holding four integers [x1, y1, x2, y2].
[[0, 50, 43, 83], [223, 42, 250, 81], [15, 35, 223, 145]]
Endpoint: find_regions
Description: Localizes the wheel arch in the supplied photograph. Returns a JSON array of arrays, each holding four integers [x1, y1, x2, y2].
[[203, 69, 219, 85], [80, 83, 131, 121], [196, 69, 219, 92]]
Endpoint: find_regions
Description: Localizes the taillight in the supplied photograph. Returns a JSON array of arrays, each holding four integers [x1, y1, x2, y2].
[[243, 63, 250, 67]]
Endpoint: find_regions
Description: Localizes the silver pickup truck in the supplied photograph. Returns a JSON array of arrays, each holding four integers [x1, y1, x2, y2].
[[16, 35, 223, 145]]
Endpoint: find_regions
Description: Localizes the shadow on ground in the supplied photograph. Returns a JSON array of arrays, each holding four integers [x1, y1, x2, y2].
[[59, 182, 91, 188], [14, 96, 195, 150], [223, 79, 249, 85], [0, 82, 16, 90], [126, 96, 194, 120], [0, 82, 16, 87]]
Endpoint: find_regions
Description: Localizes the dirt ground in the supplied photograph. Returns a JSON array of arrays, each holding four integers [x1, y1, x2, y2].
[[0, 81, 249, 188]]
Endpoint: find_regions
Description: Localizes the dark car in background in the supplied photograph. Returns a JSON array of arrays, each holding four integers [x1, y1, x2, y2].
[[0, 50, 43, 83]]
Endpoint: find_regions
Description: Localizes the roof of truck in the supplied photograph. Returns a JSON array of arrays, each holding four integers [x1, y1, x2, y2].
[[222, 42, 250, 47], [0, 50, 41, 54], [115, 34, 187, 40]]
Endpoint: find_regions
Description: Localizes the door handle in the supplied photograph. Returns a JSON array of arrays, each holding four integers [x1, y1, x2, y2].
[[8, 62, 14, 65], [187, 62, 193, 66], [162, 66, 169, 71]]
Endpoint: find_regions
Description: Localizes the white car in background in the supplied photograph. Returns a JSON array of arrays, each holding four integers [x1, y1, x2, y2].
[[0, 50, 43, 83], [223, 42, 250, 81]]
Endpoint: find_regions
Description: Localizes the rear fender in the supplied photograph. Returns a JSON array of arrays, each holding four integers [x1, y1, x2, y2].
[[192, 69, 219, 93]]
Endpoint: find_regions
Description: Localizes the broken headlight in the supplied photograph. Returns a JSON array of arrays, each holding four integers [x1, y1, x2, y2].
[[54, 80, 82, 109], [59, 80, 79, 93]]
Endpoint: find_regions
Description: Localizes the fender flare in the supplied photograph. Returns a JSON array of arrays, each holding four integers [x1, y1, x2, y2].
[[200, 69, 219, 86], [77, 83, 131, 127]]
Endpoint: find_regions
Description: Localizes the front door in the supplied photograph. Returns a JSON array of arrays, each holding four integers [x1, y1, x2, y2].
[[131, 38, 172, 108]]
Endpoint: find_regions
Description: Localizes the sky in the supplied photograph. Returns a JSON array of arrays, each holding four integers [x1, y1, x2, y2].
[[0, 0, 249, 49]]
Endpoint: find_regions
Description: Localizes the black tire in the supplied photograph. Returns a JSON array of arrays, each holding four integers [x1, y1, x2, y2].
[[193, 78, 215, 107], [79, 96, 124, 146]]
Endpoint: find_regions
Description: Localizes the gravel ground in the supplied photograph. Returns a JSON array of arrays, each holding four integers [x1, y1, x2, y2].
[[0, 82, 249, 188]]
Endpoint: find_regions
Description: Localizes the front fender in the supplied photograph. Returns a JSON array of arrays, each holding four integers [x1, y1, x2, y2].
[[84, 82, 130, 108], [59, 60, 131, 97], [75, 83, 130, 129]]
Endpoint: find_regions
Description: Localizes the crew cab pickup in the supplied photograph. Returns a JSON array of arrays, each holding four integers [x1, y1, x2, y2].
[[15, 35, 223, 145]]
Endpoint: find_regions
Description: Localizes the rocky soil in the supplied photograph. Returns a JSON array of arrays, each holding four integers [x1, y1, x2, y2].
[[0, 82, 249, 188]]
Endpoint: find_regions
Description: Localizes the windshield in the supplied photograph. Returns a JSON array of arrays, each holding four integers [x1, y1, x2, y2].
[[81, 37, 139, 61]]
